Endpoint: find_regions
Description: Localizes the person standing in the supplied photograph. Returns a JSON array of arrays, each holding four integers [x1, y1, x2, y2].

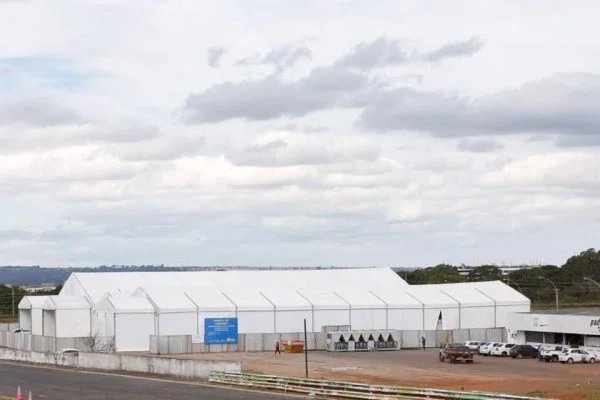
[[421, 336, 426, 351], [274, 340, 281, 355]]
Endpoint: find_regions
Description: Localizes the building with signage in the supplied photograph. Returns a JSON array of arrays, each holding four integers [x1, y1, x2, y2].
[[18, 268, 530, 351], [507, 308, 600, 348]]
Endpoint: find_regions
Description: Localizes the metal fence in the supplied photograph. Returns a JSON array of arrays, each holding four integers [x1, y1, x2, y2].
[[150, 328, 506, 354], [209, 371, 555, 400]]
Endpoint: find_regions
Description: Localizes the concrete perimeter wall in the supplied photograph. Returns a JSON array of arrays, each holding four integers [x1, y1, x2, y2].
[[0, 347, 241, 379], [150, 328, 507, 354], [0, 323, 19, 332], [0, 331, 114, 353]]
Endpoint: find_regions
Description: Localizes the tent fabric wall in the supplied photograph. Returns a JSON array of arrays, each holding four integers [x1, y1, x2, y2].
[[469, 281, 531, 327], [259, 289, 313, 333], [185, 288, 237, 339], [222, 289, 274, 334], [297, 290, 350, 332], [423, 283, 496, 329], [404, 286, 460, 330], [95, 294, 155, 352], [43, 296, 92, 337], [369, 289, 424, 331], [132, 287, 198, 336]]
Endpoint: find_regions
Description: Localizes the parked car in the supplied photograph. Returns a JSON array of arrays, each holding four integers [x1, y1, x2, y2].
[[57, 348, 79, 355], [464, 341, 481, 350], [479, 342, 501, 356], [510, 344, 539, 359], [490, 343, 515, 357], [559, 348, 596, 364], [539, 345, 570, 362]]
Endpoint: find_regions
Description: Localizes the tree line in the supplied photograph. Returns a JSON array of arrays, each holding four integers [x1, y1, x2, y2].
[[398, 248, 600, 308]]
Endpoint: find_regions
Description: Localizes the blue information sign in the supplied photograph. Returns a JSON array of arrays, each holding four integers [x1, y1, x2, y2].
[[204, 317, 238, 344]]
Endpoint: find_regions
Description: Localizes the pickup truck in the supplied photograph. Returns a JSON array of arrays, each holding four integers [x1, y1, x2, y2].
[[439, 343, 477, 363], [538, 345, 569, 362]]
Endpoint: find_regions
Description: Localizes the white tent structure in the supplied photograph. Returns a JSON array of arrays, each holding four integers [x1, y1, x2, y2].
[[469, 281, 531, 327], [298, 289, 351, 331], [369, 289, 424, 330], [23, 268, 530, 351], [132, 287, 197, 336], [18, 295, 50, 334], [95, 294, 155, 351], [424, 283, 497, 329], [41, 295, 92, 337], [404, 286, 460, 330], [185, 288, 236, 339], [259, 289, 312, 333]]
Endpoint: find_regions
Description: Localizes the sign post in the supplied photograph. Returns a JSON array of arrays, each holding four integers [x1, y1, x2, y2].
[[304, 318, 308, 378]]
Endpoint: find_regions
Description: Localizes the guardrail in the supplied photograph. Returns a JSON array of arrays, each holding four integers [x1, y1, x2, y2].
[[209, 371, 556, 400]]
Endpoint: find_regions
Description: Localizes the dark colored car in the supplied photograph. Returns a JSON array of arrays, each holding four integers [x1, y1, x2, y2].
[[510, 344, 539, 359]]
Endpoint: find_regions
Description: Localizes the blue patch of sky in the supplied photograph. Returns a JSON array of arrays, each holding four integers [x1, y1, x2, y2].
[[0, 56, 109, 92]]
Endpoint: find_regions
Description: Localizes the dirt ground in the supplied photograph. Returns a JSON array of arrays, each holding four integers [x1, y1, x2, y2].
[[161, 349, 600, 399]]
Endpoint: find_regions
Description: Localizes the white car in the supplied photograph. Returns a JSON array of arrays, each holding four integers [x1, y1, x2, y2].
[[479, 342, 501, 355], [57, 348, 79, 355], [490, 343, 515, 357], [559, 348, 596, 364], [464, 341, 481, 350]]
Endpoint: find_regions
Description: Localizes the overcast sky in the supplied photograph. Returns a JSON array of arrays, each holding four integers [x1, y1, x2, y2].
[[1, 0, 599, 268]]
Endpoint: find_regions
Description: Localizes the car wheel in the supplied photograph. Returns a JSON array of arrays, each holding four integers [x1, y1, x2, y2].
[[502, 352, 507, 357], [567, 358, 573, 364], [517, 353, 523, 359], [552, 355, 559, 362], [590, 358, 596, 364]]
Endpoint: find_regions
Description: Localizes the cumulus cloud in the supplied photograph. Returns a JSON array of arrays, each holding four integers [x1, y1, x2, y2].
[[206, 46, 226, 68], [235, 44, 312, 70], [358, 73, 600, 138], [2, 1, 600, 267], [225, 132, 380, 167], [335, 36, 411, 70], [419, 37, 483, 62], [457, 138, 504, 153], [183, 66, 376, 123], [0, 98, 81, 126]]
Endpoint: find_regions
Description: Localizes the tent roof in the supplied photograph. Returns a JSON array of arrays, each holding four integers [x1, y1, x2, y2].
[[423, 283, 494, 307], [18, 295, 51, 309], [333, 288, 386, 309], [132, 287, 196, 313], [297, 289, 349, 309], [404, 285, 459, 308], [43, 295, 90, 310], [368, 289, 423, 309], [96, 294, 155, 313], [468, 281, 531, 306], [184, 288, 236, 311], [259, 289, 312, 310], [59, 267, 408, 306], [221, 289, 274, 311]]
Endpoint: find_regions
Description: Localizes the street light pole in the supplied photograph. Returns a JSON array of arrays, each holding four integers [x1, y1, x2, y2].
[[538, 276, 559, 311], [584, 276, 600, 289]]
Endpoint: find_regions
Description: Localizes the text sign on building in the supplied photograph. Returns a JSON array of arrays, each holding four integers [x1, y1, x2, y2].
[[204, 317, 238, 344]]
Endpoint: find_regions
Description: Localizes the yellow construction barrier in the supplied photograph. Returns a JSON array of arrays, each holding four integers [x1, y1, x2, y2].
[[283, 340, 305, 353]]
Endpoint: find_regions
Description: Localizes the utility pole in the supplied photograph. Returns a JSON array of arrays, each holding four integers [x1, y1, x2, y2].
[[538, 276, 559, 311]]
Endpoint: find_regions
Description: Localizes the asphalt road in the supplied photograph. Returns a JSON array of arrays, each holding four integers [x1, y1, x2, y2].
[[0, 362, 297, 400]]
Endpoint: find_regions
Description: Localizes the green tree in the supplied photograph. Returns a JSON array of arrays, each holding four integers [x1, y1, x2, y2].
[[404, 264, 464, 284], [467, 265, 503, 282]]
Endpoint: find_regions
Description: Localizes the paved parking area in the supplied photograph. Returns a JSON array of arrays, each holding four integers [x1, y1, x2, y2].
[[166, 349, 600, 397]]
